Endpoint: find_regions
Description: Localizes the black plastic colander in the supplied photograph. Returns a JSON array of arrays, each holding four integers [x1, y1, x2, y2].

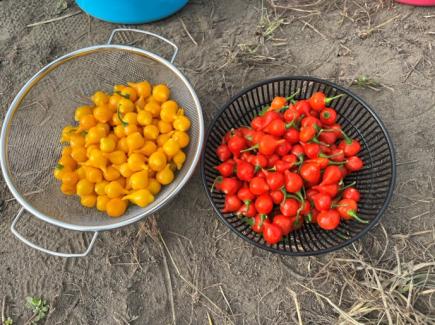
[[201, 76, 396, 256]]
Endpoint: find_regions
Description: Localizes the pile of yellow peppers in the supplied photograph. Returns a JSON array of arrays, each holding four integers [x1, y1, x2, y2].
[[54, 81, 191, 217]]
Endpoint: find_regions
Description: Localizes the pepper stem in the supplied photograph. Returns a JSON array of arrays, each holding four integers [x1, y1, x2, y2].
[[311, 138, 330, 147], [328, 160, 347, 166], [210, 176, 223, 193], [280, 187, 287, 204], [117, 108, 128, 127], [325, 94, 344, 104], [349, 211, 369, 224], [285, 120, 295, 129], [340, 181, 356, 191], [340, 129, 352, 144], [295, 191, 305, 203], [240, 144, 259, 153], [285, 89, 300, 101], [243, 217, 254, 226], [258, 105, 270, 116]]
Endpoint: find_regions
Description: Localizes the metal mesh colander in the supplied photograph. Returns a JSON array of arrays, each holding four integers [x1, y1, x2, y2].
[[0, 29, 204, 256]]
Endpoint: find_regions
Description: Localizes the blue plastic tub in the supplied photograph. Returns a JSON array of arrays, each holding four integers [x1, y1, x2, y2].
[[76, 0, 189, 24]]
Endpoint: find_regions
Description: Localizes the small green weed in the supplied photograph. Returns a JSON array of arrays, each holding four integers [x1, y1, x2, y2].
[[25, 297, 49, 324]]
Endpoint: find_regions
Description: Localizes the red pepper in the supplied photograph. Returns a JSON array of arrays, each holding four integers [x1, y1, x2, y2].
[[215, 177, 241, 195], [284, 128, 300, 144], [242, 128, 257, 145], [336, 199, 367, 223], [276, 142, 292, 157], [243, 134, 285, 156], [345, 156, 364, 171], [339, 139, 361, 157], [301, 116, 321, 128], [249, 176, 269, 195], [270, 190, 284, 204], [227, 135, 247, 157], [318, 131, 337, 145], [216, 144, 232, 162], [237, 187, 256, 202], [269, 96, 288, 111], [263, 222, 283, 244], [222, 194, 242, 213], [312, 193, 332, 211], [251, 214, 270, 233], [283, 108, 299, 123], [274, 160, 294, 173], [284, 171, 303, 193], [264, 170, 285, 191], [251, 116, 266, 131], [255, 193, 274, 214], [300, 200, 311, 216], [262, 111, 282, 128], [234, 158, 255, 181], [306, 157, 329, 169], [237, 202, 256, 218], [249, 154, 268, 172], [300, 162, 321, 184], [299, 125, 316, 142], [312, 183, 339, 197], [282, 154, 298, 166], [280, 198, 299, 217], [273, 214, 294, 235], [264, 119, 292, 137], [327, 148, 345, 162], [215, 160, 235, 177], [266, 154, 280, 168], [294, 100, 311, 116], [308, 92, 344, 111], [342, 187, 360, 202], [317, 209, 340, 230], [302, 143, 320, 159], [291, 144, 305, 158], [319, 166, 343, 186], [319, 108, 337, 125]]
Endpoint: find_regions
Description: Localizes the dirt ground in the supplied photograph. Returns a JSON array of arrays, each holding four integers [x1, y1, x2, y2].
[[0, 0, 434, 324]]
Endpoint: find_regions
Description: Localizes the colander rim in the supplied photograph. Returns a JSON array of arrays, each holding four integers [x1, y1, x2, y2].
[[0, 44, 204, 232], [200, 75, 396, 256]]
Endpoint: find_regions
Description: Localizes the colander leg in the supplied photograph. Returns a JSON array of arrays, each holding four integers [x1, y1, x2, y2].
[[10, 207, 99, 258], [107, 28, 178, 63]]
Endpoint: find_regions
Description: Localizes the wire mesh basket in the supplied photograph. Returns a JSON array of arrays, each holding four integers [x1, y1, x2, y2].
[[201, 76, 396, 256], [0, 29, 204, 257]]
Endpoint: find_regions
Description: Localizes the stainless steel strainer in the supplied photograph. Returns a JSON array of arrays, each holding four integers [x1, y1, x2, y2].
[[0, 29, 204, 257]]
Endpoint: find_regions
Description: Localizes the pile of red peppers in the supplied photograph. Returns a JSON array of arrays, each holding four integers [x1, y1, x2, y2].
[[213, 91, 367, 245]]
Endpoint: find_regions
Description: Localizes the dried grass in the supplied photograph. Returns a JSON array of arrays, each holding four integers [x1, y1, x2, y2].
[[292, 231, 435, 324]]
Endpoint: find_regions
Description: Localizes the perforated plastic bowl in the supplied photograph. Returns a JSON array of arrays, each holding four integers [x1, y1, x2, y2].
[[201, 76, 396, 256]]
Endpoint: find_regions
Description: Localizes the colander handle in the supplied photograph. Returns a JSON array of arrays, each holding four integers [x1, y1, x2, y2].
[[107, 28, 179, 63], [11, 207, 99, 258]]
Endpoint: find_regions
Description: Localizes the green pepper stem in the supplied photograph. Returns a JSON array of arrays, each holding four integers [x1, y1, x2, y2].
[[325, 94, 344, 104], [340, 181, 356, 191], [285, 120, 295, 128], [243, 217, 254, 226], [210, 176, 223, 193], [312, 138, 330, 146], [240, 144, 259, 153], [328, 160, 347, 166], [349, 211, 368, 224], [258, 105, 270, 116], [286, 89, 300, 101], [117, 108, 128, 127]]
